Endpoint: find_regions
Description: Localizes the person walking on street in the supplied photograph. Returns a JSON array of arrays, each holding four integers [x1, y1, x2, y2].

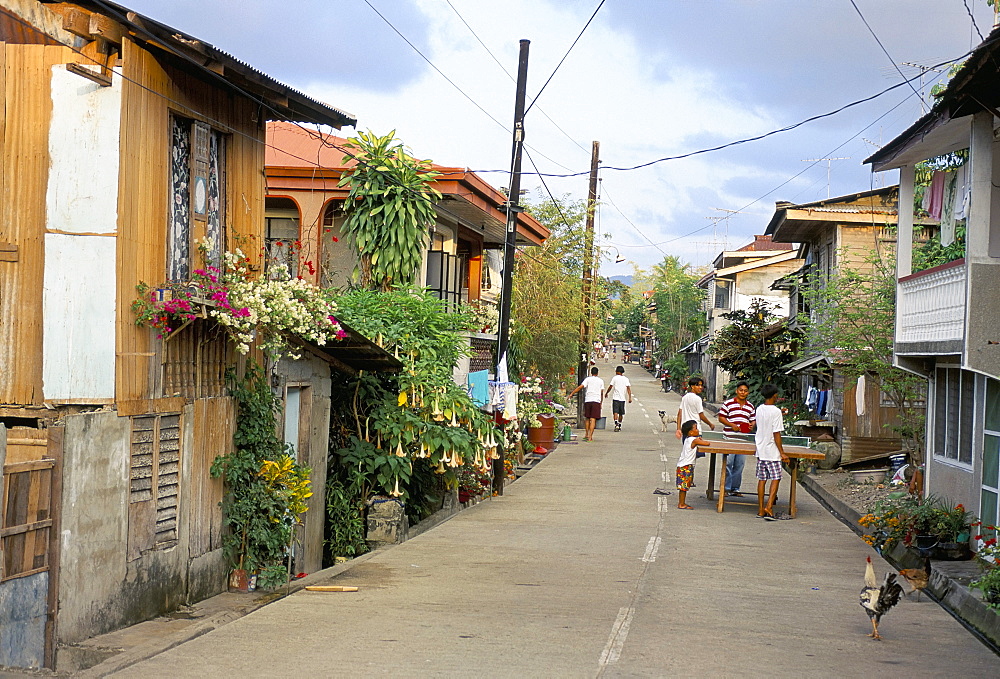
[[754, 384, 789, 520], [675, 377, 716, 440], [660, 369, 671, 393], [569, 366, 605, 442], [718, 381, 756, 497], [604, 365, 633, 432]]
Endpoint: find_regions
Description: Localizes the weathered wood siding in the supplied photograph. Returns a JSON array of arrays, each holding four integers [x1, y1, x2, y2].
[[116, 40, 265, 403], [0, 43, 66, 404], [187, 397, 230, 558]]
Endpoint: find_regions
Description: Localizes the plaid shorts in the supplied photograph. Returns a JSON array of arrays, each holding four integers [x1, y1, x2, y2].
[[756, 459, 783, 481], [676, 464, 694, 491]]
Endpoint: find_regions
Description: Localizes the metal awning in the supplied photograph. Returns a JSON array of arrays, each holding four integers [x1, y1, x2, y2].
[[781, 354, 831, 375], [291, 321, 403, 375], [679, 335, 710, 354]]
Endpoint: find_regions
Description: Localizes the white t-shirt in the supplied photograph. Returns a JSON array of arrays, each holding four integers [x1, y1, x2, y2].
[[754, 403, 785, 461], [582, 376, 605, 403], [609, 374, 631, 401], [679, 391, 703, 426], [677, 435, 699, 467]]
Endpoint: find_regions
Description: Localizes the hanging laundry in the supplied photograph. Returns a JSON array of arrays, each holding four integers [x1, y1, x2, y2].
[[467, 370, 489, 407], [816, 390, 829, 418], [922, 170, 946, 221], [856, 374, 867, 417], [953, 162, 970, 221], [502, 383, 518, 420], [806, 385, 819, 412], [940, 170, 959, 247]]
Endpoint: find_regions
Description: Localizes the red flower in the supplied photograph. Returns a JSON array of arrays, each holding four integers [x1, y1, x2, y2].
[[975, 535, 983, 541], [956, 504, 964, 510], [275, 241, 284, 247]]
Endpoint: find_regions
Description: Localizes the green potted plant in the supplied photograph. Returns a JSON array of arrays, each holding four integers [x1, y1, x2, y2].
[[970, 524, 1000, 608]]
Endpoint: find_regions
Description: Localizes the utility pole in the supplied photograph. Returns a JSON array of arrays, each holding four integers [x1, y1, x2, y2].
[[577, 141, 600, 425], [494, 38, 529, 494]]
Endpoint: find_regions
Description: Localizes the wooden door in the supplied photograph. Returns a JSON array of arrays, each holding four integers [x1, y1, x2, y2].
[[0, 426, 62, 669]]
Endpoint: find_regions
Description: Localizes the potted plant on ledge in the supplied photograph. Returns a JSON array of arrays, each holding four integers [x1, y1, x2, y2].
[[970, 524, 1000, 609]]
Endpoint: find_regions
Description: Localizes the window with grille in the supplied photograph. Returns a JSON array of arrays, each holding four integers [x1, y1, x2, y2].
[[128, 414, 181, 557], [169, 116, 226, 282]]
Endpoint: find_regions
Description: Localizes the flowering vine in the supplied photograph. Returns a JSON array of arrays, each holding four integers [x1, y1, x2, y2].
[[132, 248, 346, 361]]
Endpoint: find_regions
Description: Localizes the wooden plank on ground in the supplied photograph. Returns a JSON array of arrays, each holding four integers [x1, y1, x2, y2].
[[304, 585, 359, 592]]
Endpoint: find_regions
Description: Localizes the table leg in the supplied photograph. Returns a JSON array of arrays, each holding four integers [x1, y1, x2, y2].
[[707, 453, 717, 501], [788, 458, 799, 518], [717, 454, 728, 513]]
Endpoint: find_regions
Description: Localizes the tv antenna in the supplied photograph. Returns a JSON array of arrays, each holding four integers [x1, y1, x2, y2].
[[801, 157, 850, 199]]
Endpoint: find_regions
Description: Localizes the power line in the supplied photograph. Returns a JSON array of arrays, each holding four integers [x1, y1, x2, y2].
[[444, 0, 590, 156], [598, 183, 667, 257], [365, 0, 578, 173], [963, 0, 985, 42], [524, 0, 606, 116], [848, 0, 923, 103], [363, 0, 508, 132], [471, 46, 985, 179], [623, 89, 919, 248]]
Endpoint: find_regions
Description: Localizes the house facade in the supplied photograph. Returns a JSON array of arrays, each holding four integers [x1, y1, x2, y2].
[[866, 29, 1000, 532], [764, 187, 916, 464], [263, 121, 550, 385], [0, 0, 374, 667], [695, 235, 801, 403]]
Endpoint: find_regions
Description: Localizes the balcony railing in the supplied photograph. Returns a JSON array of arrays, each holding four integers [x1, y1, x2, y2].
[[896, 258, 965, 345]]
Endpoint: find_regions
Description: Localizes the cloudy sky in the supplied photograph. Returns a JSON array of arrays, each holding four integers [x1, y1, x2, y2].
[[125, 0, 994, 276]]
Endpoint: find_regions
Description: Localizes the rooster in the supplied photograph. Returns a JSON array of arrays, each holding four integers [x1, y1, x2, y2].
[[859, 556, 903, 640], [898, 558, 932, 601]]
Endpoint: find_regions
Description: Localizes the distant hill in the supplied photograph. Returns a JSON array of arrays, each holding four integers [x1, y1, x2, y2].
[[609, 275, 633, 287]]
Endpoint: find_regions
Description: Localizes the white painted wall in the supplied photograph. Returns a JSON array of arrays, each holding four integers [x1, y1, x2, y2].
[[43, 67, 121, 400], [46, 67, 121, 235], [43, 235, 116, 398]]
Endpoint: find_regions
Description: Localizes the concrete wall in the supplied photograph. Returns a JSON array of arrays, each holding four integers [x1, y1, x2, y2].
[[57, 407, 226, 644], [928, 457, 977, 509]]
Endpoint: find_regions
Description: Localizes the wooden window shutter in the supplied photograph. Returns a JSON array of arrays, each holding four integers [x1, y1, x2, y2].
[[128, 414, 181, 559]]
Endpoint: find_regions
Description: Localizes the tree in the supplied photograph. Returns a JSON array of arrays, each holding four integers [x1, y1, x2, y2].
[[649, 256, 705, 359], [708, 298, 798, 404], [800, 249, 926, 461], [510, 194, 587, 382], [338, 130, 441, 291]]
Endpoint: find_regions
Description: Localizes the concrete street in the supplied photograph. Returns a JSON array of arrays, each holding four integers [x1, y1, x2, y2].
[[112, 364, 998, 677]]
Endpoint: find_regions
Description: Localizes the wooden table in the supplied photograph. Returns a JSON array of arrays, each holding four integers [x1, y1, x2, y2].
[[696, 440, 825, 517]]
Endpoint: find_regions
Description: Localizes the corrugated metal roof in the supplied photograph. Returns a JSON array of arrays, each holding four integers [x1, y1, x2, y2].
[[58, 1, 356, 128]]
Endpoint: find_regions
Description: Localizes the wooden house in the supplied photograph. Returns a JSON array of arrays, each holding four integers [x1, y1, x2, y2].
[[264, 121, 550, 383], [0, 0, 386, 667], [764, 186, 921, 463]]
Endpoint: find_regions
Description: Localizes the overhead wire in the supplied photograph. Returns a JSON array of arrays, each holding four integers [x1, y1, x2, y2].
[[963, 0, 986, 42], [444, 0, 590, 156], [364, 0, 577, 172], [848, 0, 923, 102], [471, 47, 988, 178], [524, 0, 606, 116]]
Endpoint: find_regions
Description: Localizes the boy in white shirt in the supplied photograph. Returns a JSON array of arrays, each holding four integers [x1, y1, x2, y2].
[[568, 366, 605, 442], [604, 365, 633, 432], [754, 383, 789, 520], [675, 377, 716, 439]]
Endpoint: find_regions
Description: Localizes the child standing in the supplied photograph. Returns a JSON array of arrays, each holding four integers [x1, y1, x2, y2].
[[677, 420, 709, 510], [754, 384, 789, 520]]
